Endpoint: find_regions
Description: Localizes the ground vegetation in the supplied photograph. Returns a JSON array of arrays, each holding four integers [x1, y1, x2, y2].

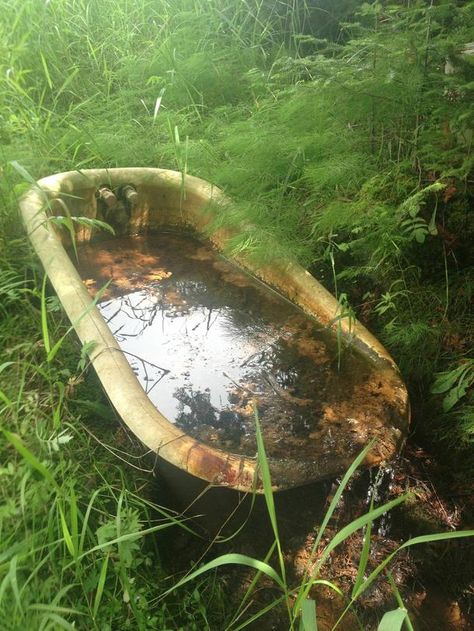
[[1, 1, 473, 629]]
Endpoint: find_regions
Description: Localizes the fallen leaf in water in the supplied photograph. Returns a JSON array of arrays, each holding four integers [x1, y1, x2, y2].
[[146, 268, 172, 281], [114, 277, 133, 290]]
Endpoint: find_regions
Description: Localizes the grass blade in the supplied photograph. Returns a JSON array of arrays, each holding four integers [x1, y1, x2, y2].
[[58, 504, 76, 559], [319, 495, 409, 565], [7, 556, 22, 613], [163, 553, 285, 597], [387, 573, 415, 631], [93, 552, 110, 618], [69, 485, 79, 559], [377, 608, 408, 631], [28, 604, 84, 616], [41, 612, 76, 630], [293, 441, 375, 615], [72, 521, 191, 566], [40, 52, 53, 89], [10, 160, 37, 185], [300, 598, 317, 631], [254, 408, 280, 547], [254, 407, 292, 625], [3, 430, 58, 490], [229, 594, 287, 631], [153, 88, 165, 122], [225, 541, 277, 629], [41, 275, 51, 357], [352, 498, 374, 598], [353, 530, 474, 601]]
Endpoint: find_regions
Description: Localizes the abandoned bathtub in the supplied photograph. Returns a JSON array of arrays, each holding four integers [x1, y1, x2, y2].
[[20, 168, 410, 492]]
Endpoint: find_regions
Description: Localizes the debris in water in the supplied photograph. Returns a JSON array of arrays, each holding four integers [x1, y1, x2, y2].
[[76, 232, 407, 462]]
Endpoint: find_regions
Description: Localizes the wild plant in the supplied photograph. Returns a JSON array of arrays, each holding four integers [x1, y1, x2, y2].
[[163, 409, 474, 630], [329, 292, 356, 371], [1, 0, 473, 628]]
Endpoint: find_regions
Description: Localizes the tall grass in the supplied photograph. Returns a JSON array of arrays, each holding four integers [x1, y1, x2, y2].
[[1, 0, 473, 628], [0, 243, 216, 627], [160, 409, 474, 629]]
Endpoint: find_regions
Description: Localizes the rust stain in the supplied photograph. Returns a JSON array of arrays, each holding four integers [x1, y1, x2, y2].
[[25, 168, 409, 491]]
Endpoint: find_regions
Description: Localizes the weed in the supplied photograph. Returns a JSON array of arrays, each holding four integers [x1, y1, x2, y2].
[[1, 0, 473, 628], [163, 409, 474, 629]]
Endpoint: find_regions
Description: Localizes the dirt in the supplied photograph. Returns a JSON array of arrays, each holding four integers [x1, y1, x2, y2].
[[153, 440, 473, 630]]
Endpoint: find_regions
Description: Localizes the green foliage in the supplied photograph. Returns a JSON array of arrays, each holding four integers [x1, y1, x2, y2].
[[432, 360, 474, 412], [163, 411, 473, 629], [1, 0, 473, 628], [0, 300, 210, 629]]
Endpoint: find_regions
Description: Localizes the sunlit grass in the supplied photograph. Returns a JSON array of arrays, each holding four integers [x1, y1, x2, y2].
[[1, 0, 473, 628]]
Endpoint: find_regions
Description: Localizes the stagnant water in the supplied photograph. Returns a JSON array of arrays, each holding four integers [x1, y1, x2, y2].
[[76, 232, 403, 461]]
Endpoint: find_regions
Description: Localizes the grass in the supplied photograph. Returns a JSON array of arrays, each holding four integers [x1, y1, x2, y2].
[[0, 255, 222, 629], [159, 410, 474, 630], [1, 0, 473, 628]]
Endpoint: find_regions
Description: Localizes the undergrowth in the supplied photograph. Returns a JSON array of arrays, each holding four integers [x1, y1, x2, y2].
[[1, 0, 473, 629], [0, 207, 226, 629]]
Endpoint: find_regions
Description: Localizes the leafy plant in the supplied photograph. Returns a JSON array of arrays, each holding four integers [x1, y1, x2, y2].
[[329, 292, 356, 370], [431, 360, 474, 412]]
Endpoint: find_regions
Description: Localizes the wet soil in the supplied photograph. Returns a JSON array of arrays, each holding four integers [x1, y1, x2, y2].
[[76, 231, 405, 465], [154, 441, 473, 631]]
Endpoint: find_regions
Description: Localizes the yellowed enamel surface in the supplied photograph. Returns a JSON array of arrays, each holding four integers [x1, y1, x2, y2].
[[20, 168, 410, 491]]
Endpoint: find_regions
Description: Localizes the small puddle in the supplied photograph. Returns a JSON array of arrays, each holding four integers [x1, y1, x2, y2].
[[76, 232, 403, 461]]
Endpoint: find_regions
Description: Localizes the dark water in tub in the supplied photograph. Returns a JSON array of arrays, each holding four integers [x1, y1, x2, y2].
[[76, 232, 403, 461]]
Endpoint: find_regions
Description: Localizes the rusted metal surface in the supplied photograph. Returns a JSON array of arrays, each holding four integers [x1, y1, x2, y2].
[[20, 168, 410, 492]]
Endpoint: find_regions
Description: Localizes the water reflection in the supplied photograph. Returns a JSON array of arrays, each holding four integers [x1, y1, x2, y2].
[[77, 233, 403, 461]]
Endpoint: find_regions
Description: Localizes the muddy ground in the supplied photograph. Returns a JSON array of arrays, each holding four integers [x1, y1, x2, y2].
[[153, 440, 473, 631]]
